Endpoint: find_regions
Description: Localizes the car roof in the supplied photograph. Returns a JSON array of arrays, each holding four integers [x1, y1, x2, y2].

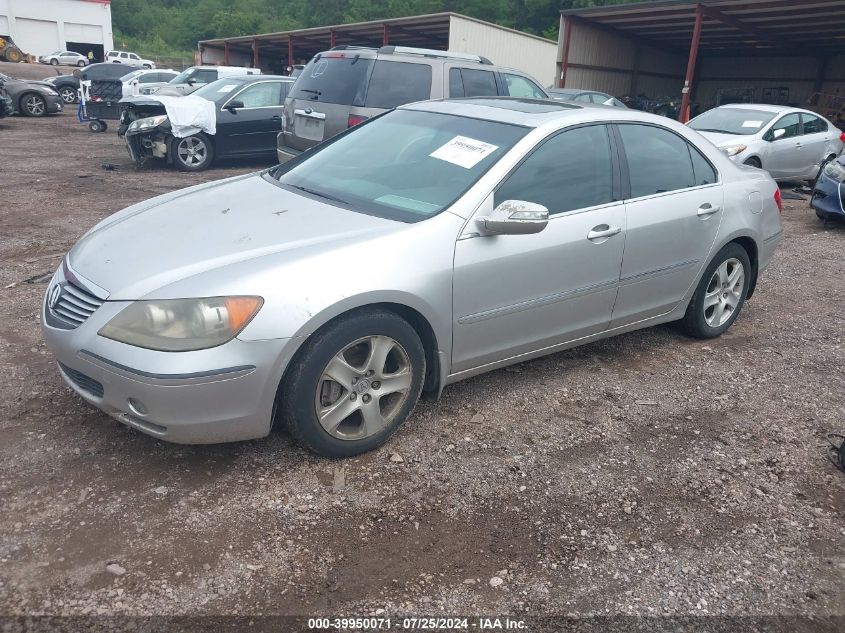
[[713, 103, 793, 114], [403, 96, 679, 129]]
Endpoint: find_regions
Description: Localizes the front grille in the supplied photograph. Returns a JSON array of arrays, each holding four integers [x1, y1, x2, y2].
[[59, 362, 104, 398], [50, 280, 105, 328]]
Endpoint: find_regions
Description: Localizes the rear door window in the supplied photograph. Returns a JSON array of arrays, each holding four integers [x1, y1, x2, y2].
[[618, 124, 697, 197], [801, 113, 828, 134], [365, 61, 431, 108], [450, 68, 498, 98], [503, 73, 546, 99], [289, 53, 374, 106]]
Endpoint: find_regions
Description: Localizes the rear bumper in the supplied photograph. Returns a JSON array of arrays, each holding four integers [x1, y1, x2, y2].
[[276, 142, 301, 164]]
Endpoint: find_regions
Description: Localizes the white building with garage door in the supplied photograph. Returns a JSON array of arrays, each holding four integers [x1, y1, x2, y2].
[[0, 0, 113, 61]]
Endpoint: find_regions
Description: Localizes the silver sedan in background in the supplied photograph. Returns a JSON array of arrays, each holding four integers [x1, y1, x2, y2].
[[689, 103, 844, 181], [42, 98, 783, 457]]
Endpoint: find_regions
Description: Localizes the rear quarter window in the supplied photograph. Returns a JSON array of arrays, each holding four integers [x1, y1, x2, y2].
[[365, 61, 431, 108]]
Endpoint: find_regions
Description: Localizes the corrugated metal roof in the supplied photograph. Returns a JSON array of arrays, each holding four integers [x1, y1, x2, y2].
[[199, 12, 553, 61], [561, 0, 845, 56]]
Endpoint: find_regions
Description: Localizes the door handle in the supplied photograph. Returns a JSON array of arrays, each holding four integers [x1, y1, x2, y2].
[[587, 225, 621, 241], [697, 203, 721, 217], [271, 115, 282, 121]]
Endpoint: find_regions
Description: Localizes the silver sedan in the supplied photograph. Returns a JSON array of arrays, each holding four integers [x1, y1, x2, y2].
[[42, 98, 783, 457], [689, 104, 844, 181]]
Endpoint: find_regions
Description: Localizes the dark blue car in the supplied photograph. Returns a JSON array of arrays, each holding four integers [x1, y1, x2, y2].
[[811, 155, 845, 222]]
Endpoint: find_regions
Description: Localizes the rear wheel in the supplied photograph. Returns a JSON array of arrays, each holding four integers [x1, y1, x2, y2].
[[279, 309, 426, 457], [20, 93, 47, 117], [50, 58, 58, 66], [679, 243, 751, 339], [171, 133, 213, 171], [88, 120, 107, 133], [743, 157, 762, 169], [77, 60, 85, 67], [4, 47, 22, 63]]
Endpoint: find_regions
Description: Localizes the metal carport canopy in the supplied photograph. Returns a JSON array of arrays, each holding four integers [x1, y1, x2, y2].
[[560, 0, 845, 120], [199, 13, 454, 70]]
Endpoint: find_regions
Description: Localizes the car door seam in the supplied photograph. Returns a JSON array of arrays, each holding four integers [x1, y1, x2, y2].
[[619, 259, 699, 285], [457, 279, 618, 325]]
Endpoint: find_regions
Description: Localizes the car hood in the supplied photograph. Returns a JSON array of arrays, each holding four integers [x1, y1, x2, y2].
[[68, 173, 402, 300], [696, 131, 755, 147]]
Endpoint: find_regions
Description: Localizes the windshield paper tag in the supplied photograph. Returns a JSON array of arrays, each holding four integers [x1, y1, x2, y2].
[[218, 84, 237, 93], [741, 120, 763, 128], [430, 136, 499, 169]]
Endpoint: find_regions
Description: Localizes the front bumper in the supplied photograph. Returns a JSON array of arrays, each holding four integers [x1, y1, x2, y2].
[[45, 94, 63, 114], [811, 174, 845, 218], [41, 264, 297, 444]]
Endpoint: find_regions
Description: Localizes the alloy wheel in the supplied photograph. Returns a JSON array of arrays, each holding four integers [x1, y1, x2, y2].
[[176, 137, 207, 167], [24, 95, 46, 116], [59, 87, 76, 103], [703, 257, 744, 327], [314, 335, 413, 440]]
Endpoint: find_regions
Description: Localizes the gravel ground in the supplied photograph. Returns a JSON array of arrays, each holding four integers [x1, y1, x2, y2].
[[1, 61, 844, 631]]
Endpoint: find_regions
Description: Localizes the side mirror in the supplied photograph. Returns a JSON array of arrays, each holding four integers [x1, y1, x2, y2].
[[476, 200, 549, 236], [771, 128, 786, 141], [226, 100, 244, 112], [187, 78, 196, 85]]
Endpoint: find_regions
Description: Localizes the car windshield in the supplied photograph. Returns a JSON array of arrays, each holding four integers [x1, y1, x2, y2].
[[269, 109, 529, 222], [192, 79, 244, 101], [169, 68, 199, 84], [689, 108, 777, 135]]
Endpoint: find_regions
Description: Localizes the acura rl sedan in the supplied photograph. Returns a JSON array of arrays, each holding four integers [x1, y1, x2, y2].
[[689, 104, 844, 182], [42, 98, 783, 457]]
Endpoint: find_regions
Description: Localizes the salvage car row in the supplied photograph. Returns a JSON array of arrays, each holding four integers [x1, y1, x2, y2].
[[4, 44, 841, 456]]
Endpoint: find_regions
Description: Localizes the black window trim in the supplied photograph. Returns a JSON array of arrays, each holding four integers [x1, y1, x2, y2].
[[611, 121, 721, 202], [492, 122, 624, 219]]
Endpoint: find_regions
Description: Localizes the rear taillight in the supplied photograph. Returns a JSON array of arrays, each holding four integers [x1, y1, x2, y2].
[[774, 188, 783, 213], [347, 114, 368, 128], [839, 131, 845, 143]]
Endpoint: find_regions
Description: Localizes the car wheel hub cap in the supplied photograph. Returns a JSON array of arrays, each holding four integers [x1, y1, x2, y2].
[[704, 257, 744, 328], [178, 138, 206, 165], [315, 335, 412, 441]]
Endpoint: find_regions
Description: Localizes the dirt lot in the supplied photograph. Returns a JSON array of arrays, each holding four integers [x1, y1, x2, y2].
[[1, 61, 844, 630]]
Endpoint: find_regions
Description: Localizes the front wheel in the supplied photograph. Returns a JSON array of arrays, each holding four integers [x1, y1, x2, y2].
[[59, 86, 77, 103], [21, 93, 47, 117], [171, 133, 214, 171], [279, 309, 426, 457], [679, 243, 751, 339]]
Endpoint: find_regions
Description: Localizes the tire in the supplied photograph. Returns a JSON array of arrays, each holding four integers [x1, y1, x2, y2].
[[50, 58, 58, 66], [171, 133, 214, 171], [142, 64, 151, 69], [77, 60, 85, 67], [20, 93, 47, 117], [4, 47, 22, 63], [58, 86, 77, 104], [743, 157, 762, 169], [279, 309, 426, 457], [88, 120, 106, 133], [679, 243, 751, 339]]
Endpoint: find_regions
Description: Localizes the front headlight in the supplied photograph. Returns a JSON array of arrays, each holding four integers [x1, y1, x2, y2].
[[99, 296, 263, 352], [721, 144, 748, 157], [127, 114, 168, 132], [822, 160, 845, 183]]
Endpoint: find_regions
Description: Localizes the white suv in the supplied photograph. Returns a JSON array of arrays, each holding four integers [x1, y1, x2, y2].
[[105, 50, 156, 69]]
